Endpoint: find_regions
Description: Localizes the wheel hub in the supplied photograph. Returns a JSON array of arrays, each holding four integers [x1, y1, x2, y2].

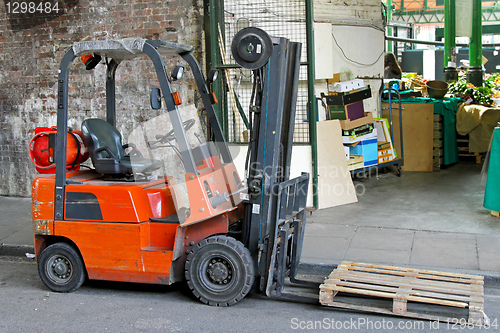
[[53, 259, 70, 276], [207, 259, 232, 284], [48, 256, 72, 281]]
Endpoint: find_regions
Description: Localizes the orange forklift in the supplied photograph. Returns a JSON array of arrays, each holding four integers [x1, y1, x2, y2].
[[31, 29, 314, 306]]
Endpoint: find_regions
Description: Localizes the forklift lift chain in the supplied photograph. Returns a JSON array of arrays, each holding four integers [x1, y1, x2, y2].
[[184, 235, 254, 306]]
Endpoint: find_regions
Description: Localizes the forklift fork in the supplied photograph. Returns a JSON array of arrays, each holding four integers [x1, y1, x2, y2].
[[264, 173, 320, 297]]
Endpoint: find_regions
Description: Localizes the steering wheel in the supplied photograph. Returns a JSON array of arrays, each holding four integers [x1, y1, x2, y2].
[[156, 119, 196, 143]]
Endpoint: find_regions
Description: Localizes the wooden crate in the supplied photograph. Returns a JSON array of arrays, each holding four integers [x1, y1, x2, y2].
[[319, 261, 486, 325]]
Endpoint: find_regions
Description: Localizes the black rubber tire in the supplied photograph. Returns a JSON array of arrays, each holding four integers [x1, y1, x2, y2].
[[396, 166, 402, 177], [38, 243, 86, 293], [185, 235, 254, 306]]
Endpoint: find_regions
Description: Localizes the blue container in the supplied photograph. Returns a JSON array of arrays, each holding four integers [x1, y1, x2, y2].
[[349, 137, 378, 167]]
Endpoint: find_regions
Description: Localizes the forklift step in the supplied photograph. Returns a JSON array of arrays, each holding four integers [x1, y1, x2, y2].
[[319, 261, 486, 326]]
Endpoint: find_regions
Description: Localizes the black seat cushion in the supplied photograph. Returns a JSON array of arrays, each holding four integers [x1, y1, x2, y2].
[[81, 118, 161, 175]]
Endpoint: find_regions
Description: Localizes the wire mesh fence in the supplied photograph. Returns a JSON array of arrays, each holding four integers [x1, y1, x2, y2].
[[220, 0, 310, 143]]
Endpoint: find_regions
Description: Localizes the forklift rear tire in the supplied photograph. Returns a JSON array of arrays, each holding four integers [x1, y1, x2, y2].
[[185, 235, 254, 306], [38, 242, 86, 293]]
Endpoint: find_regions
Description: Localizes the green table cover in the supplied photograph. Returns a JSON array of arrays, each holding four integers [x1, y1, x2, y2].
[[384, 95, 460, 165], [484, 127, 500, 212]]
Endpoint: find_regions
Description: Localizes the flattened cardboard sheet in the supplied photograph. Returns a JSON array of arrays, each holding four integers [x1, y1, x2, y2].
[[317, 120, 358, 209]]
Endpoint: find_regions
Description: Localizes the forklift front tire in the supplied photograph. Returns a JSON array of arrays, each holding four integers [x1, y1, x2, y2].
[[185, 235, 254, 306], [38, 242, 86, 293]]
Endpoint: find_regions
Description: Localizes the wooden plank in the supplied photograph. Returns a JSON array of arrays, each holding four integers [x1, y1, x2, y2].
[[328, 270, 482, 295], [322, 285, 468, 308], [335, 264, 484, 284], [329, 269, 484, 287], [324, 279, 476, 303], [333, 265, 484, 286], [321, 299, 474, 325], [339, 261, 484, 281], [338, 261, 483, 280]]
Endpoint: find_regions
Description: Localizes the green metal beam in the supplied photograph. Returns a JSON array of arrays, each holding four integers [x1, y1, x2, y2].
[[468, 0, 483, 86], [444, 0, 456, 66], [305, 0, 318, 209], [206, 0, 228, 140], [470, 0, 483, 68], [387, 0, 393, 52]]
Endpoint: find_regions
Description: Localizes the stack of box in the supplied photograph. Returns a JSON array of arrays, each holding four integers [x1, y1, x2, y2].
[[322, 78, 377, 169], [374, 118, 397, 165], [323, 79, 371, 122]]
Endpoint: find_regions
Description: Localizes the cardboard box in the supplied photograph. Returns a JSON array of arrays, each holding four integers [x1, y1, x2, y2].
[[328, 101, 364, 121], [374, 118, 397, 161], [377, 142, 391, 150], [325, 87, 372, 105], [342, 122, 374, 137], [378, 145, 395, 164], [348, 137, 378, 167], [347, 154, 364, 171], [328, 79, 365, 93], [342, 128, 377, 144], [339, 112, 374, 131], [327, 73, 341, 85]]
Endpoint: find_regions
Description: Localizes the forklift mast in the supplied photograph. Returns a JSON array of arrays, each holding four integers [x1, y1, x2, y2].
[[231, 28, 312, 296]]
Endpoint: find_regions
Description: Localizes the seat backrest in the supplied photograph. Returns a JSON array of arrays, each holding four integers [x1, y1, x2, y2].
[[81, 118, 125, 161]]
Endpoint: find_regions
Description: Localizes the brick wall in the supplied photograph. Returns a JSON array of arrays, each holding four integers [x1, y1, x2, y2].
[[0, 0, 204, 196]]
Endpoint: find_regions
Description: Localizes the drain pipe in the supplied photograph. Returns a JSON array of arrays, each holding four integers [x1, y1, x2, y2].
[[305, 0, 318, 209]]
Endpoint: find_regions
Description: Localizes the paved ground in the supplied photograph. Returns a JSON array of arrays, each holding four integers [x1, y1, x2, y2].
[[1, 161, 499, 279], [1, 256, 500, 332]]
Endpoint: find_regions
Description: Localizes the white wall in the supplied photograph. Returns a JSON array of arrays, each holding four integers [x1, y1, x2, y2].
[[313, 0, 385, 116], [228, 144, 313, 207]]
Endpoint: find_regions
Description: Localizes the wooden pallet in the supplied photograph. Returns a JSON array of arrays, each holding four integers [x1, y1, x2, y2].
[[320, 261, 486, 325], [492, 211, 500, 218]]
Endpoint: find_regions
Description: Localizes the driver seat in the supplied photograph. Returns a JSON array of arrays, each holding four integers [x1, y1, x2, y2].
[[81, 118, 162, 175]]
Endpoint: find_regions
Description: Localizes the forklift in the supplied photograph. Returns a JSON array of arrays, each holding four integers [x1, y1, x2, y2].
[[31, 29, 316, 306]]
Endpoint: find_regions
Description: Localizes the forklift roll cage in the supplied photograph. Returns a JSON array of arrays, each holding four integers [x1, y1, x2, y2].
[[53, 38, 232, 220]]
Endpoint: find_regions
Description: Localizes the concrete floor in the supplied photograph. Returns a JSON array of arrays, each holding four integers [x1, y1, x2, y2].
[[302, 161, 500, 275]]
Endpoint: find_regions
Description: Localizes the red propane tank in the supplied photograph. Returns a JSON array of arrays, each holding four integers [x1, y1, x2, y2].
[[29, 127, 89, 174]]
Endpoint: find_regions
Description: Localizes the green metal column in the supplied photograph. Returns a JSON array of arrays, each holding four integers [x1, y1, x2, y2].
[[387, 0, 393, 52], [444, 0, 458, 81], [305, 0, 318, 209], [467, 0, 483, 86], [205, 0, 228, 140]]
